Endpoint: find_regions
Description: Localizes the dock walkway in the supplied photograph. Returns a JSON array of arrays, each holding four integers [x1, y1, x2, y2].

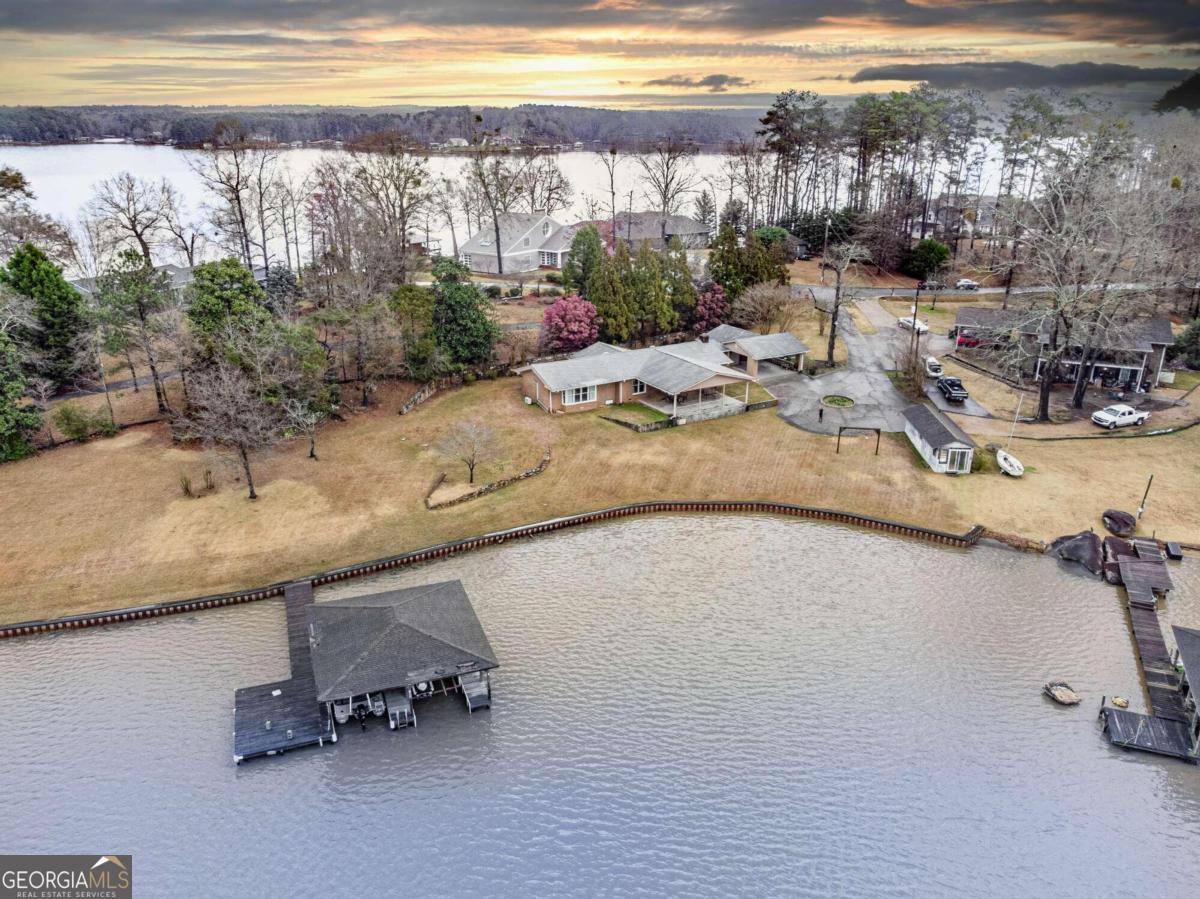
[[233, 581, 333, 763]]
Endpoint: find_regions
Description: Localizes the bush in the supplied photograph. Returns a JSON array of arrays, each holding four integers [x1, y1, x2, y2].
[[52, 402, 114, 442], [544, 271, 563, 284], [543, 287, 563, 297], [901, 239, 951, 279], [505, 286, 522, 298], [483, 285, 502, 299]]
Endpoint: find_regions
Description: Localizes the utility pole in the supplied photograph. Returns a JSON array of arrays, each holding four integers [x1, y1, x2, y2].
[[1137, 474, 1154, 520]]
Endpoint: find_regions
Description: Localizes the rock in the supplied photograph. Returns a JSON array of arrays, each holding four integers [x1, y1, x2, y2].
[[1044, 682, 1081, 705], [1049, 531, 1103, 575], [1111, 696, 1129, 709], [1103, 509, 1136, 538]]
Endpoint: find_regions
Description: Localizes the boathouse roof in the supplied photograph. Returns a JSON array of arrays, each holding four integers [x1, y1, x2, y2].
[[903, 403, 977, 449], [308, 580, 498, 702], [1173, 625, 1200, 683]]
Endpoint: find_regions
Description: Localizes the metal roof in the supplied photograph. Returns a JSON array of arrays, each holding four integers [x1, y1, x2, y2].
[[705, 324, 755, 343], [731, 332, 810, 361], [308, 581, 498, 702], [903, 404, 977, 449], [529, 339, 752, 395], [1173, 625, 1200, 682]]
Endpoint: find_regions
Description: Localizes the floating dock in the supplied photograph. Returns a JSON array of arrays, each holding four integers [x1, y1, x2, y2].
[[1099, 539, 1196, 763], [233, 582, 335, 763]]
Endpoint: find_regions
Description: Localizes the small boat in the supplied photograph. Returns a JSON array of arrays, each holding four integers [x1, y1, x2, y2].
[[1043, 682, 1081, 705], [996, 448, 1024, 477]]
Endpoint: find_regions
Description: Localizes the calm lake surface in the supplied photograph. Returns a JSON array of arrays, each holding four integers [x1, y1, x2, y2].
[[1, 515, 1198, 897]]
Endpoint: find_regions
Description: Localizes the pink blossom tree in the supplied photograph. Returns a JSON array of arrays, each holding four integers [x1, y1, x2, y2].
[[540, 294, 600, 353], [691, 283, 730, 334]]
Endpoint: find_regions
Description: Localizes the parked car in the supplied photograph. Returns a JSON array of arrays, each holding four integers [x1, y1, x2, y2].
[[955, 333, 982, 348], [924, 356, 944, 378], [1091, 404, 1149, 430], [955, 278, 980, 291], [936, 376, 969, 402], [897, 315, 929, 334], [917, 279, 945, 291]]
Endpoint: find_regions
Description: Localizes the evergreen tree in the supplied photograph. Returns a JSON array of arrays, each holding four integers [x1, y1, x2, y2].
[[663, 237, 698, 323], [586, 246, 636, 343], [0, 330, 41, 460], [0, 243, 88, 388], [628, 241, 673, 342], [262, 264, 300, 319], [694, 190, 717, 235], [432, 270, 499, 367], [186, 257, 270, 345], [708, 224, 748, 300], [562, 224, 605, 297]]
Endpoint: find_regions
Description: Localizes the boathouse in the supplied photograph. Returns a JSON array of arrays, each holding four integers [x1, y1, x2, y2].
[[1172, 626, 1200, 752], [233, 579, 497, 763], [308, 580, 499, 732], [902, 404, 976, 475]]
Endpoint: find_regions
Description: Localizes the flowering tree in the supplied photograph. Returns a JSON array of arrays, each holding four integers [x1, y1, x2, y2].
[[691, 283, 730, 334], [540, 294, 600, 353]]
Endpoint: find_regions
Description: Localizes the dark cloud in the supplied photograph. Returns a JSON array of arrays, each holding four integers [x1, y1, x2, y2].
[[644, 73, 752, 92], [850, 61, 1195, 90], [1, 1, 1198, 46]]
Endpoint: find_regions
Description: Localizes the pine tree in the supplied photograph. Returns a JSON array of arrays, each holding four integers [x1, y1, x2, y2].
[[432, 276, 499, 367], [663, 237, 698, 323], [708, 224, 748, 300], [628, 241, 673, 343], [0, 330, 41, 461], [186, 257, 271, 346], [0, 243, 88, 388], [586, 247, 636, 344], [562, 224, 605, 297]]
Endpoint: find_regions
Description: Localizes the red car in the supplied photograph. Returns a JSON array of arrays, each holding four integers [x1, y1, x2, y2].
[[956, 333, 981, 348]]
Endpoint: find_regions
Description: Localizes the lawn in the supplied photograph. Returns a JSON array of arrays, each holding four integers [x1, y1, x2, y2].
[[1168, 369, 1200, 392], [2, 376, 1199, 623], [721, 382, 775, 404], [879, 296, 1004, 336], [491, 300, 546, 326]]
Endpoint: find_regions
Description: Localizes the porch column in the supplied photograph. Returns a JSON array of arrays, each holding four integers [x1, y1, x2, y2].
[[672, 393, 678, 417], [1137, 353, 1146, 391], [698, 389, 703, 413], [744, 381, 749, 404]]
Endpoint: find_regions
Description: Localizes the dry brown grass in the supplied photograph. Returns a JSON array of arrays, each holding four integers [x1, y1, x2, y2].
[[788, 259, 916, 288], [491, 300, 547, 326], [2, 376, 1199, 623]]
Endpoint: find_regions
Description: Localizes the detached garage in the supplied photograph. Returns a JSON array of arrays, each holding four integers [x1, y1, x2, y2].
[[903, 404, 977, 475]]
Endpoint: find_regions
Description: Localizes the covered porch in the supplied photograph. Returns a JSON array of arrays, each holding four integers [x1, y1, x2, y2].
[[641, 383, 749, 423]]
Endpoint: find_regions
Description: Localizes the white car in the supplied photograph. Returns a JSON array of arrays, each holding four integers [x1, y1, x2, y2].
[[1091, 404, 1149, 430], [897, 315, 929, 334], [955, 278, 980, 291], [924, 356, 944, 378]]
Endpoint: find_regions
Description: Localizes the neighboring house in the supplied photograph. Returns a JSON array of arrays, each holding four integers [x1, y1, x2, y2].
[[953, 307, 1175, 392], [459, 212, 565, 274], [520, 339, 756, 420], [71, 262, 195, 299], [599, 211, 712, 250], [903, 404, 977, 475], [704, 324, 809, 376], [444, 137, 469, 148]]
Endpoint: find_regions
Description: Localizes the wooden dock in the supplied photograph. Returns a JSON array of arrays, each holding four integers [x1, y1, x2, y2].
[[233, 581, 334, 763], [1101, 542, 1195, 762]]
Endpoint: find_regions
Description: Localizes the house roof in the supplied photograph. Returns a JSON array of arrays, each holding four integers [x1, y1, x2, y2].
[[308, 581, 497, 702], [72, 262, 194, 298], [570, 341, 625, 359], [953, 307, 1174, 352], [530, 339, 752, 396], [705, 324, 755, 343], [593, 212, 710, 245], [459, 213, 561, 258], [903, 404, 977, 449], [730, 332, 810, 361], [1173, 625, 1200, 683]]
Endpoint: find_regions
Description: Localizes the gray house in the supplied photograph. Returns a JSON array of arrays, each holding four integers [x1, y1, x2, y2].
[[458, 212, 567, 274], [903, 404, 976, 475]]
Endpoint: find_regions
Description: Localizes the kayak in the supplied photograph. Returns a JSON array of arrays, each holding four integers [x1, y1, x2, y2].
[[997, 448, 1025, 477], [1044, 682, 1081, 705]]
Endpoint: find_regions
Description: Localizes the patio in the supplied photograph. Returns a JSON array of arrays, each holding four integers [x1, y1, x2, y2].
[[642, 388, 747, 423]]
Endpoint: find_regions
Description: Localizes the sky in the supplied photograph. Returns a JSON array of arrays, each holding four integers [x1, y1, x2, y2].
[[0, 1, 1197, 109]]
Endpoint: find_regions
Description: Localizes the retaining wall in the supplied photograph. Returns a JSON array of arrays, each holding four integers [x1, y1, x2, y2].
[[0, 502, 984, 640]]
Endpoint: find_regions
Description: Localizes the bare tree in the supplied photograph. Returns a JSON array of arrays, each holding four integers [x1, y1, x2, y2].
[[824, 242, 871, 364], [596, 147, 624, 239], [178, 356, 285, 500], [438, 420, 499, 484], [432, 177, 462, 257], [517, 153, 572, 214], [636, 137, 699, 241], [732, 283, 796, 334], [351, 147, 431, 283], [284, 397, 328, 461], [161, 182, 204, 267], [86, 172, 168, 263], [464, 154, 530, 274]]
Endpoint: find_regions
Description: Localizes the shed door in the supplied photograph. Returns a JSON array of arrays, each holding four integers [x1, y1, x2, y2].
[[947, 448, 971, 473]]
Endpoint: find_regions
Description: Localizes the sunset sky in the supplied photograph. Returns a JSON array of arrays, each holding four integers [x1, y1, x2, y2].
[[0, 1, 1197, 109]]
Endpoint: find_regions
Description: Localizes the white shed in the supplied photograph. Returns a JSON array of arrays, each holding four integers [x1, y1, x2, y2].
[[903, 404, 976, 475]]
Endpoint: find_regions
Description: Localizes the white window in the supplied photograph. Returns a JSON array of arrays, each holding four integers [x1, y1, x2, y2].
[[539, 251, 558, 267], [563, 385, 596, 406], [632, 379, 646, 395], [542, 221, 551, 236], [460, 253, 472, 268]]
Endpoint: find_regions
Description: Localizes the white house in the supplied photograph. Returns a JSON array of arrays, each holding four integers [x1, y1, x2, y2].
[[458, 212, 569, 274], [903, 404, 976, 475]]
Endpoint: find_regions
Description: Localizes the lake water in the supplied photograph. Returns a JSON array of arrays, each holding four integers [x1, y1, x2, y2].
[[1, 515, 1198, 897]]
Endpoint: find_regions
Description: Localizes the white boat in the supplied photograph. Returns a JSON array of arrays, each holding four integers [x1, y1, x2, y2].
[[996, 448, 1024, 477]]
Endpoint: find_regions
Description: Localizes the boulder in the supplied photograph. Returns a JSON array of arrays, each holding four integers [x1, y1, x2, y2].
[[1102, 509, 1136, 538]]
